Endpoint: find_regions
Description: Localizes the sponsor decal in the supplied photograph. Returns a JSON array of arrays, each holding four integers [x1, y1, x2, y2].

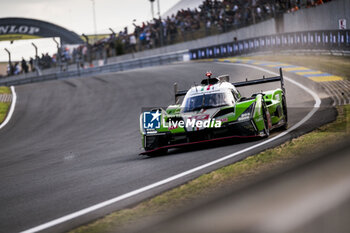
[[339, 19, 346, 30], [168, 124, 179, 130], [218, 117, 228, 123], [163, 117, 222, 129], [238, 113, 251, 121], [188, 114, 209, 121], [0, 25, 40, 35], [143, 110, 161, 129], [142, 109, 222, 132]]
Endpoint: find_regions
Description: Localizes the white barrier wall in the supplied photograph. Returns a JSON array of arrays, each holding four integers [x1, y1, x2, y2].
[[283, 0, 350, 32], [107, 19, 276, 64]]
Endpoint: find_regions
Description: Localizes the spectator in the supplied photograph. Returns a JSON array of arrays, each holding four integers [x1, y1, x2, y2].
[[13, 62, 21, 75], [29, 59, 34, 72], [21, 58, 29, 73], [129, 33, 137, 52]]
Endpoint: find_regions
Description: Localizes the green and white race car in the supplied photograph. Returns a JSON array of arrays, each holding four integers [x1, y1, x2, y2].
[[140, 68, 288, 155]]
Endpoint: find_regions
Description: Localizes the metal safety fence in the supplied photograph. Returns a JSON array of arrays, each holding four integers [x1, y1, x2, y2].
[[1, 30, 349, 86], [0, 50, 188, 86], [189, 30, 350, 60]]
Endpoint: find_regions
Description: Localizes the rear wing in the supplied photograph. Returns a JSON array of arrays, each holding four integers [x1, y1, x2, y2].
[[232, 68, 285, 93], [173, 68, 285, 104]]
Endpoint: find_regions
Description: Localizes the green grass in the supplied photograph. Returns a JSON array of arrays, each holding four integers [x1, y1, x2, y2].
[[70, 105, 349, 233], [0, 103, 10, 123], [248, 55, 350, 80], [0, 86, 11, 94], [0, 86, 11, 123]]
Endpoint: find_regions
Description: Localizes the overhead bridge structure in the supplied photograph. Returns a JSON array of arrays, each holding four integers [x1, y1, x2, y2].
[[0, 17, 84, 44]]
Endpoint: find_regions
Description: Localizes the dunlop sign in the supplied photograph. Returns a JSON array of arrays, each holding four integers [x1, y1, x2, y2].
[[0, 25, 40, 35], [0, 18, 84, 44]]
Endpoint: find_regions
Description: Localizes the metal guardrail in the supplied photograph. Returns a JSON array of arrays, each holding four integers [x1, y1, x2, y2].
[[189, 30, 350, 60], [2, 30, 349, 86], [0, 50, 188, 86]]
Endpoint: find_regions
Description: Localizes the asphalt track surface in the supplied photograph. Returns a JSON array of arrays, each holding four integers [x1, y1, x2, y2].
[[0, 62, 335, 233]]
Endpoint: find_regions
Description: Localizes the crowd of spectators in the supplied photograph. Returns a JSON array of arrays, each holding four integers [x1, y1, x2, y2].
[[6, 57, 36, 76], [5, 51, 71, 76], [86, 0, 331, 57], [4, 0, 332, 76]]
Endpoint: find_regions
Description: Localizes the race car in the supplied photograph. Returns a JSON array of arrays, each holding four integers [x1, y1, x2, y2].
[[140, 68, 288, 155]]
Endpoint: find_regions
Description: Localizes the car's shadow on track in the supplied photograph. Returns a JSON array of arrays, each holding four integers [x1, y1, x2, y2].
[[139, 136, 267, 159]]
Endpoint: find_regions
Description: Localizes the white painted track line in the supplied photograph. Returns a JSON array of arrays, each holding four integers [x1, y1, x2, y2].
[[0, 86, 17, 130], [20, 64, 321, 233]]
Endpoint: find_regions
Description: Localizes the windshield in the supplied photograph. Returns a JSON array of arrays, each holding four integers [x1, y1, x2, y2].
[[182, 92, 234, 112]]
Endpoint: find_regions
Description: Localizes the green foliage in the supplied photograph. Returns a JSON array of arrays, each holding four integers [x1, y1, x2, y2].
[[0, 86, 11, 123], [0, 86, 11, 94]]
